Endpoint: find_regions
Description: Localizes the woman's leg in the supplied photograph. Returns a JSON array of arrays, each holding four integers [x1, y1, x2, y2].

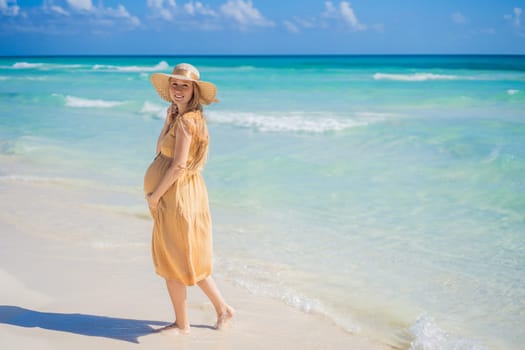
[[197, 276, 235, 329], [165, 279, 190, 333]]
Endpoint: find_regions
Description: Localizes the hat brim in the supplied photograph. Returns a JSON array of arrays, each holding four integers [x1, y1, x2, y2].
[[150, 73, 218, 105]]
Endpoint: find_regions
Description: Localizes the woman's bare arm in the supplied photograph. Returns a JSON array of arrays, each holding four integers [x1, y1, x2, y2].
[[156, 105, 177, 154]]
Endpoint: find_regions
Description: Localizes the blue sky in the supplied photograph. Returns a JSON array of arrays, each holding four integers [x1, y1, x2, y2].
[[1, 0, 524, 55]]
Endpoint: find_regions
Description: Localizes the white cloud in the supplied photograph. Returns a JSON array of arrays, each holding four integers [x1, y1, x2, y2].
[[320, 1, 368, 31], [184, 1, 216, 16], [504, 7, 524, 36], [287, 1, 373, 32], [339, 1, 366, 30], [513, 7, 522, 27], [66, 0, 92, 12], [451, 11, 466, 24], [42, 0, 68, 15], [220, 0, 274, 28], [505, 7, 522, 28], [294, 17, 315, 29], [41, 1, 138, 26], [283, 20, 299, 33], [50, 5, 69, 16], [283, 16, 318, 33], [145, 0, 273, 30], [0, 0, 20, 16], [146, 0, 219, 27], [103, 4, 140, 26], [322, 1, 337, 18], [147, 0, 177, 21]]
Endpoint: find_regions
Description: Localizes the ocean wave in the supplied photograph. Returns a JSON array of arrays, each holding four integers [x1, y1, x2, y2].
[[23, 76, 48, 81], [5, 135, 62, 154], [140, 101, 166, 119], [200, 65, 257, 72], [373, 73, 460, 81], [139, 103, 388, 133], [0, 75, 48, 81], [1, 62, 84, 70], [55, 94, 127, 108], [233, 275, 323, 313], [207, 111, 383, 133], [217, 257, 324, 314], [137, 102, 382, 133], [92, 60, 169, 72], [409, 315, 486, 350], [11, 62, 44, 69], [235, 65, 256, 71], [507, 89, 519, 95]]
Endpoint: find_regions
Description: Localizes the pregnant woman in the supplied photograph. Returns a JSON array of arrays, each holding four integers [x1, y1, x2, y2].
[[144, 63, 234, 334]]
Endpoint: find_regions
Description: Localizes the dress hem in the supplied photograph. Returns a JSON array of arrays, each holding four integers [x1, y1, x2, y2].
[[154, 269, 212, 286]]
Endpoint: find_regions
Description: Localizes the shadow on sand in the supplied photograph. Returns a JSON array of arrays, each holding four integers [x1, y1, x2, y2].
[[0, 305, 170, 343]]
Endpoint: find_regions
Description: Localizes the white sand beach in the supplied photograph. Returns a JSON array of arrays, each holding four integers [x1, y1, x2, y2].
[[0, 179, 393, 350]]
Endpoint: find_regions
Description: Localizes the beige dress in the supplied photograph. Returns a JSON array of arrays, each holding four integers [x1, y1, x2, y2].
[[143, 110, 212, 286]]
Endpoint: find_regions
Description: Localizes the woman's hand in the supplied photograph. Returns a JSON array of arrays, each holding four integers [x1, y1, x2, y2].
[[146, 192, 160, 210]]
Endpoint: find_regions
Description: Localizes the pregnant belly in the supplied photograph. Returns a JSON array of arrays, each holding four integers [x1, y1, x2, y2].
[[144, 156, 170, 194]]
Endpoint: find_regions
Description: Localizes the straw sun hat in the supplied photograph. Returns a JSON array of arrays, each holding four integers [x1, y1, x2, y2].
[[150, 63, 218, 105]]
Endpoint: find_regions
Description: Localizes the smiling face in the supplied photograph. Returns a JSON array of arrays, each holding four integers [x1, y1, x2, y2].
[[168, 78, 194, 107]]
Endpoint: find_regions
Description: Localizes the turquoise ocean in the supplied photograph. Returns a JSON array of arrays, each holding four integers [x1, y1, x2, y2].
[[1, 55, 524, 349]]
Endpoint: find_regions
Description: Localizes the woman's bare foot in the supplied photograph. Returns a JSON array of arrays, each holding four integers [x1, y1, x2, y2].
[[215, 305, 235, 330], [154, 322, 191, 335]]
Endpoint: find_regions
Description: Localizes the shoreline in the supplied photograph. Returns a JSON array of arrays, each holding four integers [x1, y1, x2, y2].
[[0, 179, 393, 350]]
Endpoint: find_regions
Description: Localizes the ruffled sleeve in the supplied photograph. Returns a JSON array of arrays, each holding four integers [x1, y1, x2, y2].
[[169, 111, 200, 136]]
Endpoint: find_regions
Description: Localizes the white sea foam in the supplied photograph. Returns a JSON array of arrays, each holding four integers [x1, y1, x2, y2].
[[0, 75, 48, 81], [64, 95, 126, 108], [236, 65, 256, 70], [140, 101, 166, 119], [215, 255, 370, 335], [507, 89, 519, 95], [11, 62, 45, 69], [198, 65, 257, 72], [0, 62, 84, 70], [409, 315, 486, 350], [8, 135, 62, 154], [93, 60, 169, 72], [24, 76, 48, 80], [374, 72, 461, 81], [234, 276, 323, 313], [207, 111, 385, 133], [217, 257, 324, 314]]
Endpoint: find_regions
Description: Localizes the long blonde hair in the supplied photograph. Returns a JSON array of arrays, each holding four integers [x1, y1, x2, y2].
[[186, 82, 203, 113]]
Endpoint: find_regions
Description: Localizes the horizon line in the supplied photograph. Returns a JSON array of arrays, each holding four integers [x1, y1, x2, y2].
[[2, 53, 525, 58]]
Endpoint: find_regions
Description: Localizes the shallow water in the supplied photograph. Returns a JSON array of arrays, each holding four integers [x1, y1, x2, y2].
[[1, 55, 524, 349]]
